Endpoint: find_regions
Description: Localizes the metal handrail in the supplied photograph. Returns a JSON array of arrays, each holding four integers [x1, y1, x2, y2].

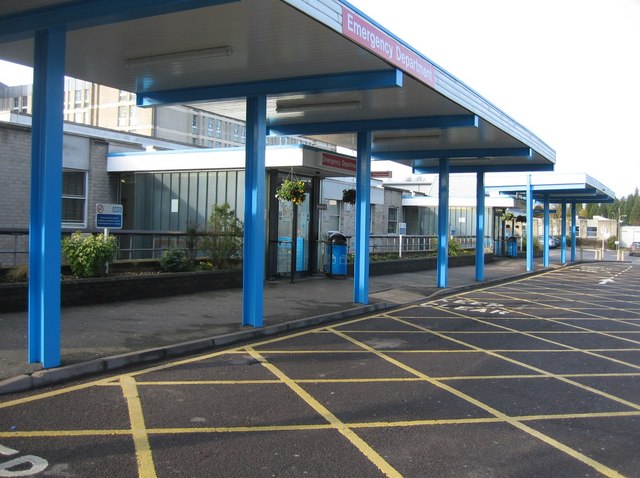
[[1, 229, 489, 266]]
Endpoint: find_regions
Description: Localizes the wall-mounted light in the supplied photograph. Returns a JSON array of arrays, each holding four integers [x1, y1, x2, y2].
[[125, 46, 232, 68], [275, 100, 361, 114]]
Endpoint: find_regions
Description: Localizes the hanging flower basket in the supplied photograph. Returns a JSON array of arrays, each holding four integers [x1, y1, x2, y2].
[[276, 179, 306, 206], [342, 188, 356, 205], [501, 212, 514, 222]]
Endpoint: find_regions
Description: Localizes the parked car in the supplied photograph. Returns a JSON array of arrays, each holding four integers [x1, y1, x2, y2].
[[539, 236, 559, 248], [630, 242, 640, 256]]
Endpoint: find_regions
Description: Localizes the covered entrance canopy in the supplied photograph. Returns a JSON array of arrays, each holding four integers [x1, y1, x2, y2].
[[487, 173, 616, 269], [0, 0, 555, 367]]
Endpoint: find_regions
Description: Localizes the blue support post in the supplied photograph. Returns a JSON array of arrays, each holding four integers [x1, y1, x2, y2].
[[571, 201, 577, 261], [242, 95, 266, 327], [28, 28, 65, 368], [475, 172, 485, 281], [560, 202, 567, 264], [543, 194, 550, 267], [526, 174, 534, 272], [354, 131, 372, 304], [437, 158, 450, 288]]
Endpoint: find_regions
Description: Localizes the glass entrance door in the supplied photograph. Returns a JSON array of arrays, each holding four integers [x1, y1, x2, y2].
[[276, 190, 311, 276]]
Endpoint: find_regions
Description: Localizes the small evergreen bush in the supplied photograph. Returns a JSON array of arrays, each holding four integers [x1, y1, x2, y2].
[[62, 232, 118, 278], [160, 248, 191, 272], [203, 203, 244, 269]]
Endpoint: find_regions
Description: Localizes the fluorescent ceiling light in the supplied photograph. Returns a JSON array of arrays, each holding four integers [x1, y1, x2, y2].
[[276, 100, 361, 113], [374, 134, 440, 144], [125, 46, 232, 68]]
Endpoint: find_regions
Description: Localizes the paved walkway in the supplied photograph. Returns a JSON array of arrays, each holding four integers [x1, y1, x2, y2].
[[0, 258, 556, 393]]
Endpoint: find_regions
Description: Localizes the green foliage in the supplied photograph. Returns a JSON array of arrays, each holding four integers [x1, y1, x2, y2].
[[276, 179, 306, 205], [342, 188, 356, 204], [185, 220, 200, 262], [203, 203, 244, 269], [500, 212, 514, 222], [5, 265, 29, 282], [160, 248, 191, 272], [606, 235, 618, 250], [62, 232, 118, 278], [522, 236, 542, 254], [448, 238, 462, 257], [197, 261, 215, 271]]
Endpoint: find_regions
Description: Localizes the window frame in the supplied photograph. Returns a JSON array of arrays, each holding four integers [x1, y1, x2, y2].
[[61, 169, 88, 228]]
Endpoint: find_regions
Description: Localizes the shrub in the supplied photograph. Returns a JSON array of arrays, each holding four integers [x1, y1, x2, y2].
[[197, 261, 215, 271], [606, 235, 618, 250], [5, 265, 28, 282], [522, 236, 542, 254], [62, 232, 118, 278], [448, 238, 462, 257], [160, 248, 191, 272], [203, 203, 244, 269], [185, 220, 200, 262]]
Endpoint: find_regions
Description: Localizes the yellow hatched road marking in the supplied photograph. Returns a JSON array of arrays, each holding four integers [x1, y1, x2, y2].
[[387, 315, 640, 411], [0, 377, 117, 408], [121, 376, 157, 478], [245, 348, 403, 478], [329, 328, 627, 478], [2, 410, 639, 440], [423, 301, 640, 372], [482, 289, 640, 344]]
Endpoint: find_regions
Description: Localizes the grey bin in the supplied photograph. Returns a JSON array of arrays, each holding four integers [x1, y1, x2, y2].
[[326, 232, 348, 277]]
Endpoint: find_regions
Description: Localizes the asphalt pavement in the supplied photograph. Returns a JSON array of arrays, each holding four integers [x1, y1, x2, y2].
[[0, 250, 631, 394], [1, 260, 639, 477]]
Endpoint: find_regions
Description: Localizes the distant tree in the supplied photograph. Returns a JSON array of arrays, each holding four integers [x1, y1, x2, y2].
[[630, 196, 640, 226], [597, 203, 609, 217], [578, 207, 589, 219]]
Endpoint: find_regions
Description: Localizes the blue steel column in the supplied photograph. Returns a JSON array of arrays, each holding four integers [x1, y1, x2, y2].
[[354, 131, 372, 304], [475, 172, 485, 281], [242, 95, 266, 327], [560, 202, 567, 264], [526, 175, 534, 272], [571, 201, 577, 261], [28, 28, 66, 367], [437, 158, 450, 288], [543, 194, 550, 267]]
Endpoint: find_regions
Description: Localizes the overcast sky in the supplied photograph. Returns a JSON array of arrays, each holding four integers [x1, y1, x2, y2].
[[348, 0, 640, 198], [1, 1, 639, 197]]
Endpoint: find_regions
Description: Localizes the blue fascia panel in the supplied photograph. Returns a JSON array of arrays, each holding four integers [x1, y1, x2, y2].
[[138, 69, 403, 106], [373, 147, 533, 161], [411, 163, 553, 174], [0, 0, 238, 43], [268, 114, 477, 136]]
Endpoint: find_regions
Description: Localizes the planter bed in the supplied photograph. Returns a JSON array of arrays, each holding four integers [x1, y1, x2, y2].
[[0, 253, 494, 312]]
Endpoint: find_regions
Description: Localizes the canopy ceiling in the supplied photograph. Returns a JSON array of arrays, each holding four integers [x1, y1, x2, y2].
[[486, 173, 616, 204], [0, 0, 555, 173]]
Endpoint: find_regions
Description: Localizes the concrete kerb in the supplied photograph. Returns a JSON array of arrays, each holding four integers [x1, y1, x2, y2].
[[0, 300, 395, 396]]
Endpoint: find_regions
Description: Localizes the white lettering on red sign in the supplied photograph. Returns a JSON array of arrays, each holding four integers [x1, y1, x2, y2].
[[342, 7, 436, 88], [322, 153, 357, 173]]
